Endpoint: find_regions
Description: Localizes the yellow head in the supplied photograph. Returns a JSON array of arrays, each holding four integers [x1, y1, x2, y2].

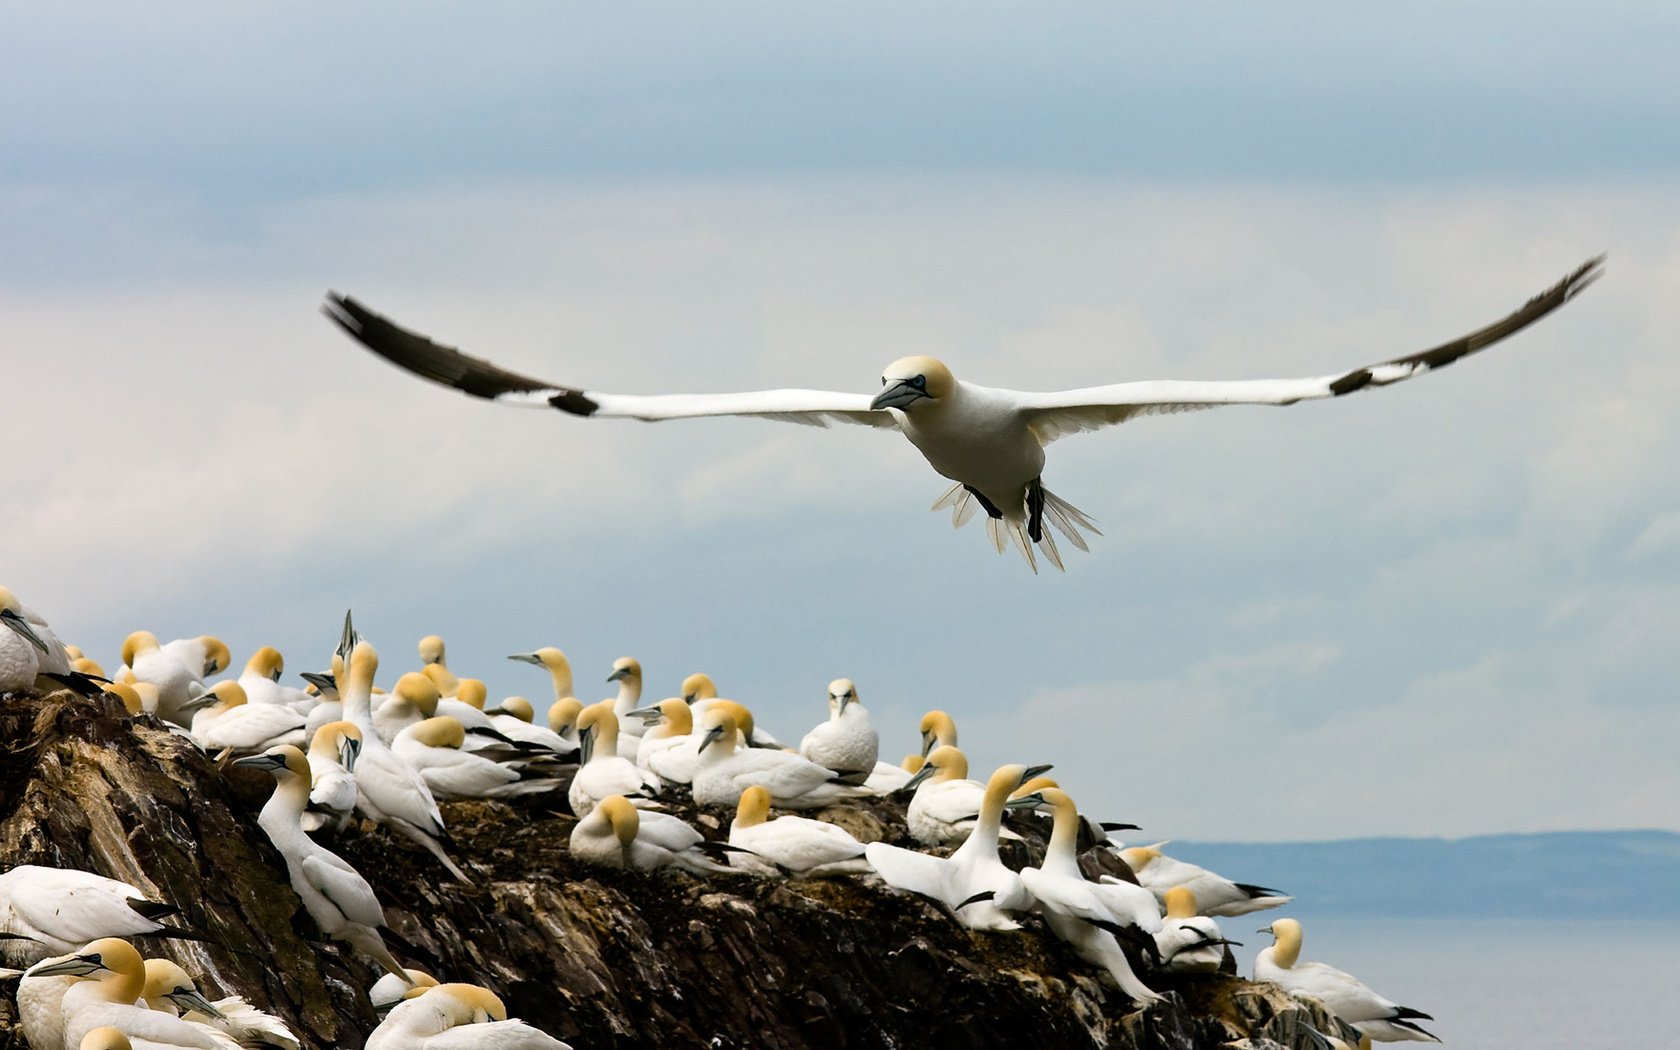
[[454, 679, 488, 710], [418, 635, 447, 666], [421, 663, 459, 696], [1164, 886, 1199, 920], [232, 744, 313, 788], [608, 657, 642, 683], [409, 716, 467, 750], [681, 672, 717, 702], [697, 706, 741, 756], [919, 710, 957, 757], [79, 1027, 133, 1050], [198, 637, 232, 676], [244, 646, 284, 682], [73, 656, 108, 678], [495, 696, 534, 722], [39, 937, 146, 1002], [1119, 845, 1163, 872], [901, 754, 924, 774], [309, 720, 363, 766], [712, 699, 756, 740], [547, 696, 584, 734], [392, 672, 442, 716], [735, 784, 773, 828], [121, 631, 160, 667], [140, 956, 196, 1003], [129, 682, 161, 715], [576, 701, 621, 760], [103, 681, 145, 716], [598, 795, 641, 853], [433, 983, 509, 1023], [1262, 917, 1302, 968], [1012, 775, 1060, 799], [203, 681, 249, 712], [827, 678, 858, 715], [871, 356, 956, 411], [924, 745, 968, 782], [654, 697, 693, 735]]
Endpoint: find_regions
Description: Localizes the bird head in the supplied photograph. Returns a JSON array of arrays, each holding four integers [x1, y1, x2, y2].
[[871, 356, 954, 411]]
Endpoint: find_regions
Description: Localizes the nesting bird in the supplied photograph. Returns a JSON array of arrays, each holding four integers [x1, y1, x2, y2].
[[728, 785, 872, 877], [1256, 919, 1440, 1043]]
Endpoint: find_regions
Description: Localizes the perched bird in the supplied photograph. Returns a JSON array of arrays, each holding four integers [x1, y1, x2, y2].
[[568, 795, 738, 874], [300, 720, 363, 834], [121, 632, 231, 726], [546, 696, 584, 745], [904, 745, 1022, 847], [0, 586, 69, 692], [691, 708, 866, 811], [338, 642, 470, 883], [680, 673, 787, 749], [370, 968, 440, 1018], [1121, 843, 1291, 917], [189, 682, 308, 754], [372, 672, 443, 746], [0, 865, 193, 965], [606, 657, 645, 741], [365, 982, 572, 1049], [141, 957, 300, 1050], [482, 695, 577, 757], [417, 635, 460, 698], [728, 785, 872, 877], [233, 746, 413, 979], [1154, 887, 1238, 973], [799, 678, 879, 779], [1257, 918, 1439, 1043], [509, 647, 576, 708], [864, 763, 1049, 931], [919, 710, 958, 758], [570, 703, 663, 818], [26, 937, 245, 1050], [394, 716, 562, 800], [327, 257, 1602, 569], [236, 647, 314, 711], [1017, 788, 1164, 1004], [632, 698, 700, 786]]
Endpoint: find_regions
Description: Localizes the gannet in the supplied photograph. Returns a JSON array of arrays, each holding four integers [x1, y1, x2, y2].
[[18, 964, 77, 1050], [1, 586, 70, 691], [190, 682, 308, 754], [0, 865, 190, 964], [606, 657, 644, 741], [372, 671, 444, 745], [546, 696, 583, 744], [570, 703, 663, 818], [233, 746, 414, 979], [865, 763, 1048, 930], [1257, 919, 1439, 1043], [484, 696, 577, 756], [1155, 887, 1237, 973], [1121, 843, 1291, 917], [417, 635, 460, 697], [394, 716, 562, 800], [122, 632, 231, 725], [236, 647, 315, 712], [365, 982, 572, 1050], [26, 938, 244, 1050], [681, 673, 787, 749], [327, 256, 1604, 569], [371, 968, 439, 1018], [569, 795, 738, 874], [141, 957, 300, 1050], [798, 678, 879, 779], [919, 710, 957, 758], [903, 745, 1021, 846], [1017, 788, 1164, 1004], [338, 642, 471, 883], [632, 698, 699, 785], [691, 708, 867, 810], [300, 720, 362, 834], [80, 1027, 133, 1050], [509, 647, 575, 708], [728, 785, 872, 877]]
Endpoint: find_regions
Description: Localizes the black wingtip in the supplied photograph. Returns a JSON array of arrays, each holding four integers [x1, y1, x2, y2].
[[547, 389, 599, 416], [127, 898, 183, 920], [1233, 882, 1286, 899]]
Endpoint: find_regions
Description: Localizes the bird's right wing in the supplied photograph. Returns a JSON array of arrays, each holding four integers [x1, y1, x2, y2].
[[323, 294, 899, 430], [299, 854, 387, 929], [1015, 256, 1604, 445]]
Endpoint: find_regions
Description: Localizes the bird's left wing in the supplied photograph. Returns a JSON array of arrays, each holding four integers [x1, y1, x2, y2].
[[1014, 256, 1603, 445], [323, 294, 898, 429]]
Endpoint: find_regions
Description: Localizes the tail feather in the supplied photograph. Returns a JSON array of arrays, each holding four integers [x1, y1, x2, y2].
[[932, 481, 1098, 571]]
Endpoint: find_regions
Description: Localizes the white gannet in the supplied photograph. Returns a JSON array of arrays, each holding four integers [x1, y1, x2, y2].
[[728, 785, 872, 877], [437, 679, 527, 752], [632, 698, 699, 786], [509, 647, 575, 709], [1, 586, 70, 691], [798, 678, 879, 779], [339, 641, 471, 883], [26, 937, 244, 1050], [122, 632, 232, 726], [233, 746, 413, 978], [366, 982, 572, 1050], [1121, 843, 1291, 917], [1154, 886, 1238, 973], [1017, 788, 1164, 1004], [328, 256, 1602, 570], [484, 695, 577, 757], [569, 795, 737, 874], [606, 657, 644, 741], [903, 745, 1022, 847], [395, 716, 562, 800], [236, 647, 315, 712], [371, 968, 439, 1018], [0, 865, 189, 964], [373, 671, 444, 745], [691, 707, 866, 811], [141, 957, 300, 1050], [919, 709, 957, 758], [301, 720, 363, 834], [190, 681, 308, 754], [1257, 918, 1440, 1043], [417, 635, 460, 698], [681, 674, 787, 749], [570, 703, 663, 818], [864, 763, 1048, 931]]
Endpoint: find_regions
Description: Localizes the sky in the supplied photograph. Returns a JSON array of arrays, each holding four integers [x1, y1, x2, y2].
[[4, 3, 1677, 840]]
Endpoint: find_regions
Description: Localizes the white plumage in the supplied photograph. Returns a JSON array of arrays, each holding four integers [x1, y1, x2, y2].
[[0, 865, 184, 964], [728, 786, 871, 877], [1257, 918, 1439, 1043], [798, 678, 879, 777], [691, 708, 864, 811], [364, 982, 572, 1049], [1121, 842, 1291, 917]]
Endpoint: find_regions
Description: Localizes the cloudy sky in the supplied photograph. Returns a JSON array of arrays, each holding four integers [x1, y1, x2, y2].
[[5, 3, 1676, 840]]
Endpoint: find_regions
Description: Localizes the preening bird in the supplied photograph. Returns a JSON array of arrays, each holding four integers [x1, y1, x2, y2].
[[326, 257, 1601, 570]]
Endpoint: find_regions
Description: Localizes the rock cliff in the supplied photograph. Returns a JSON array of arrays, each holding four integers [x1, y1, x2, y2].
[[0, 690, 1354, 1049]]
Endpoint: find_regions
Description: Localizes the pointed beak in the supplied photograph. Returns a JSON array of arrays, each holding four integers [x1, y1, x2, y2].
[[178, 690, 219, 714], [508, 653, 543, 665], [24, 953, 104, 979], [339, 736, 361, 772], [167, 988, 226, 1018], [626, 707, 664, 724], [578, 726, 595, 765], [833, 694, 852, 715], [1004, 792, 1046, 811], [0, 609, 49, 654], [902, 763, 937, 792], [300, 671, 337, 692], [232, 753, 288, 772], [870, 379, 928, 411], [696, 725, 724, 754], [607, 668, 630, 683], [1022, 763, 1054, 782], [919, 733, 935, 759]]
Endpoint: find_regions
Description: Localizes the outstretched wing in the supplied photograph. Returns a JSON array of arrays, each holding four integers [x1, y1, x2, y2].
[[323, 294, 898, 429], [1016, 256, 1604, 445]]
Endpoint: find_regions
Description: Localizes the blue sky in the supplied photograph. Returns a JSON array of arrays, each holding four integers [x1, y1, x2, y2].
[[4, 3, 1676, 839]]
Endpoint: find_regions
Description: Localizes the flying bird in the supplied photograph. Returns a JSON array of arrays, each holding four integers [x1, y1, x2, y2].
[[324, 256, 1602, 570]]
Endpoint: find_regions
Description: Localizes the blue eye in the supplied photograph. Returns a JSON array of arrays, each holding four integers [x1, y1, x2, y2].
[[911, 375, 926, 389]]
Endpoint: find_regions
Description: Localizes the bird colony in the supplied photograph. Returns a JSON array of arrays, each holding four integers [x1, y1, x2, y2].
[[1, 592, 1442, 1047]]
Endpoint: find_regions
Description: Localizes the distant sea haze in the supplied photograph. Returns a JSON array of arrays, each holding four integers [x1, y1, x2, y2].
[[1169, 829, 1680, 918]]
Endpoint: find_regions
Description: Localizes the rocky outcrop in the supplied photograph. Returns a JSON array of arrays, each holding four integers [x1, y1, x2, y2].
[[0, 691, 1355, 1049]]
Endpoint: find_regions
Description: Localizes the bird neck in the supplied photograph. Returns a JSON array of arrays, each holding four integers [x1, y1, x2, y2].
[[1044, 799, 1082, 876], [614, 679, 641, 713], [547, 665, 574, 703]]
